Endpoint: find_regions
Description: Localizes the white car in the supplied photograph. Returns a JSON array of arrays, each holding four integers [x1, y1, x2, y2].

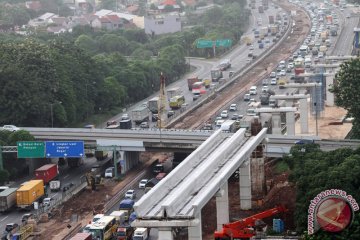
[[270, 71, 276, 78], [249, 86, 257, 95], [105, 167, 114, 178], [43, 197, 52, 206], [229, 104, 237, 111], [139, 179, 148, 189], [121, 114, 129, 120], [271, 78, 277, 85], [280, 70, 286, 76], [125, 189, 136, 199], [220, 110, 229, 118], [2, 125, 20, 132], [287, 63, 294, 69], [261, 86, 269, 92]]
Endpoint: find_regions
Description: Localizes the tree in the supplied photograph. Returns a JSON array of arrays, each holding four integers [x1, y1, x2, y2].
[[0, 169, 9, 185], [330, 59, 360, 138]]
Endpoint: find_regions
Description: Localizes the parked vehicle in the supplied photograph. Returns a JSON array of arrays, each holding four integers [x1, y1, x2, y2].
[[131, 106, 149, 125], [35, 164, 58, 184], [0, 188, 17, 212], [49, 180, 61, 192], [16, 180, 45, 209]]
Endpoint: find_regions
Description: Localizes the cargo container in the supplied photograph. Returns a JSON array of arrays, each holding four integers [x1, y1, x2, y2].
[[147, 97, 159, 114], [131, 106, 149, 124], [16, 180, 45, 209], [69, 233, 92, 240], [187, 76, 200, 90], [0, 188, 17, 212], [294, 68, 305, 75], [268, 15, 274, 24], [34, 164, 58, 184], [67, 157, 84, 167], [95, 150, 108, 161], [119, 119, 132, 129]]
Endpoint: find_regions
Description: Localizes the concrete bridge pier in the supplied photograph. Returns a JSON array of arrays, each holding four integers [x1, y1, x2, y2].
[[272, 113, 282, 134], [299, 98, 308, 133], [216, 183, 229, 231], [239, 160, 252, 210], [120, 151, 140, 174], [188, 212, 202, 240], [158, 227, 174, 240]]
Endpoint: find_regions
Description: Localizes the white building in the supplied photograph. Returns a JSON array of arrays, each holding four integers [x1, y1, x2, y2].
[[144, 14, 181, 35]]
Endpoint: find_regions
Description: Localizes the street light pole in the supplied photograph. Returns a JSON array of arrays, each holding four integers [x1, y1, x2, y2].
[[50, 103, 54, 128]]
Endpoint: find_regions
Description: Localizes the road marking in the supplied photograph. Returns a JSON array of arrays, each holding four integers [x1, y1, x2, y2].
[[1, 216, 8, 222], [53, 193, 58, 198], [63, 175, 69, 179]]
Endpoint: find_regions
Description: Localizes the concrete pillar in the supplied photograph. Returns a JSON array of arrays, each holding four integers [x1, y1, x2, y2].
[[272, 113, 282, 134], [188, 212, 202, 240], [158, 227, 174, 240], [251, 157, 265, 199], [239, 160, 252, 210], [286, 111, 295, 135], [326, 75, 334, 106], [299, 98, 308, 133], [216, 183, 229, 231]]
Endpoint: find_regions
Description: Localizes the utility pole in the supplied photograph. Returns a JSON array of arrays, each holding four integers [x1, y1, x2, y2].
[[158, 73, 167, 142]]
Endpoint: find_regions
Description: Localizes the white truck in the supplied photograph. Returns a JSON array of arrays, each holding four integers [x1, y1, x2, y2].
[[0, 188, 17, 212], [220, 120, 237, 133], [49, 180, 61, 192], [131, 106, 149, 124], [167, 87, 181, 101], [132, 228, 149, 240]]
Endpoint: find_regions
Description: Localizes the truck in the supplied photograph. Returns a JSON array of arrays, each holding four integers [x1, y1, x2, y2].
[[210, 68, 223, 82], [147, 97, 159, 114], [95, 150, 108, 161], [132, 228, 149, 240], [16, 180, 45, 209], [115, 225, 134, 240], [202, 78, 211, 88], [110, 210, 127, 224], [330, 26, 338, 36], [321, 31, 328, 42], [262, 0, 269, 9], [34, 164, 58, 184], [166, 87, 181, 101], [258, 5, 264, 13], [214, 206, 287, 239], [119, 119, 132, 129], [187, 76, 200, 90], [260, 90, 275, 105], [49, 180, 61, 192], [69, 233, 92, 240], [243, 36, 252, 46], [326, 15, 333, 25], [294, 57, 304, 68], [0, 188, 17, 212], [268, 15, 274, 24], [294, 67, 305, 75], [67, 157, 84, 167], [131, 106, 148, 124], [270, 24, 278, 35], [119, 199, 135, 218], [220, 120, 237, 133]]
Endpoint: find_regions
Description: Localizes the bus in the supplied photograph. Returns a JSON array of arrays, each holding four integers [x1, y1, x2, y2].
[[299, 45, 309, 57], [87, 216, 118, 240], [169, 95, 185, 109], [211, 68, 223, 82], [147, 97, 159, 114]]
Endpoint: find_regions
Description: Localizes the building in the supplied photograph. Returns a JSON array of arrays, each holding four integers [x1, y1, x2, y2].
[[28, 12, 58, 27], [144, 14, 181, 35]]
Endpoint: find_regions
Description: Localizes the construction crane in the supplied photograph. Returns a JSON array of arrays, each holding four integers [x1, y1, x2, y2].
[[157, 73, 167, 129], [214, 205, 287, 240]]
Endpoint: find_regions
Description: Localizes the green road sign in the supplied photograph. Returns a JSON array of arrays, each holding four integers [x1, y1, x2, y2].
[[196, 39, 214, 48], [216, 39, 232, 47], [17, 141, 45, 158]]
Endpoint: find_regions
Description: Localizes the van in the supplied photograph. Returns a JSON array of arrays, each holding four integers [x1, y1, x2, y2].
[[304, 58, 312, 68], [249, 86, 257, 95]]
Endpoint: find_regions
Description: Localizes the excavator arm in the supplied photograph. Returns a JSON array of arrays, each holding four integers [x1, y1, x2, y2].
[[214, 205, 287, 240]]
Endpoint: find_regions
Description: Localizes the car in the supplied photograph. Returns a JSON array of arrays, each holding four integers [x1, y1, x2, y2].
[[106, 120, 117, 127], [84, 124, 95, 129], [295, 139, 315, 145], [231, 114, 240, 120], [270, 71, 276, 78], [62, 182, 74, 192], [248, 51, 253, 57], [314, 57, 319, 63], [261, 86, 269, 92], [287, 63, 294, 69], [244, 93, 251, 101], [43, 197, 52, 206], [229, 71, 235, 78], [21, 213, 34, 223], [167, 111, 175, 118], [139, 179, 148, 189], [318, 52, 324, 58], [202, 123, 213, 130], [220, 110, 229, 118], [280, 70, 286, 76], [215, 120, 225, 128], [271, 78, 277, 85], [262, 78, 269, 85], [105, 167, 114, 178], [91, 164, 101, 173], [229, 104, 237, 111], [152, 114, 159, 122], [249, 98, 256, 104], [249, 86, 257, 95], [2, 125, 20, 132], [5, 223, 18, 233], [125, 189, 136, 199], [249, 45, 254, 50], [140, 122, 149, 128]]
